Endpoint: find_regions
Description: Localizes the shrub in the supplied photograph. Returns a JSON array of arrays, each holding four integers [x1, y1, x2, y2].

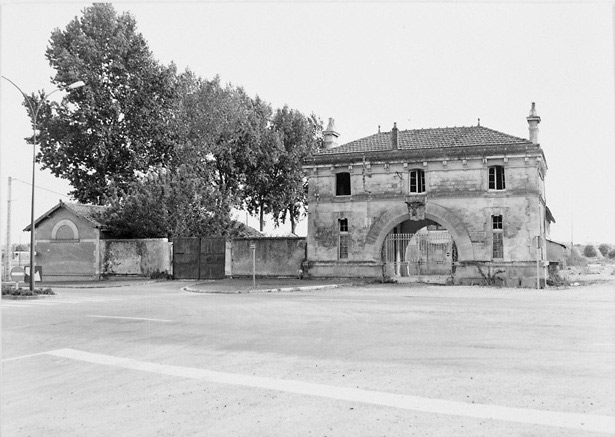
[[583, 245, 598, 257], [1, 285, 55, 296], [567, 246, 587, 266], [150, 271, 173, 280], [598, 244, 612, 257], [608, 249, 615, 259]]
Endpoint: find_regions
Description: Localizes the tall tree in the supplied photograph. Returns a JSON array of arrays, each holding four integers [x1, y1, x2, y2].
[[240, 96, 284, 232], [178, 76, 285, 231], [35, 3, 181, 204], [100, 164, 241, 239], [269, 108, 323, 234]]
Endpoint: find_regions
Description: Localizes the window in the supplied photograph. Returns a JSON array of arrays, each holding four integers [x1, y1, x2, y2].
[[336, 172, 351, 196], [488, 166, 505, 190], [339, 219, 349, 259], [55, 225, 75, 240], [51, 219, 79, 242], [409, 169, 425, 193], [492, 215, 504, 259]]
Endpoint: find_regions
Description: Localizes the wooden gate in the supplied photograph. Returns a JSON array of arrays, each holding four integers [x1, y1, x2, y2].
[[173, 237, 226, 280]]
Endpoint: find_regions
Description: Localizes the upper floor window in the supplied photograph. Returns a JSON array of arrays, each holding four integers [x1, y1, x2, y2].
[[488, 166, 505, 190], [336, 172, 351, 196], [409, 169, 425, 193], [492, 215, 504, 259]]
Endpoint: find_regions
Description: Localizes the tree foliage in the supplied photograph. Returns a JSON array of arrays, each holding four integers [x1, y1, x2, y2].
[[268, 107, 323, 234], [583, 244, 597, 258], [36, 3, 181, 204], [598, 243, 611, 257], [35, 4, 323, 237], [100, 165, 241, 239]]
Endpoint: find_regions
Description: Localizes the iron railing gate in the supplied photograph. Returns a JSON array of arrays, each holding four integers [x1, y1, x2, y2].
[[383, 231, 454, 276]]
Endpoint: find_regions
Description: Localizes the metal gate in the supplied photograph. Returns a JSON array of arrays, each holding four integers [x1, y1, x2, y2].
[[173, 237, 226, 280], [383, 231, 455, 276]]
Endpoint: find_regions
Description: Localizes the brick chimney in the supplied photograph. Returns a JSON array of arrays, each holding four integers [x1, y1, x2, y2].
[[323, 118, 339, 149], [526, 102, 541, 144], [391, 122, 398, 149]]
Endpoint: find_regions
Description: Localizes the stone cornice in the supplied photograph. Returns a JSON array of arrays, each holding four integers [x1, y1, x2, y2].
[[304, 143, 545, 167]]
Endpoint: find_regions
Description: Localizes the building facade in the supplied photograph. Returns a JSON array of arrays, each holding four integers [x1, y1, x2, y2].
[[303, 103, 557, 287], [24, 201, 110, 281]]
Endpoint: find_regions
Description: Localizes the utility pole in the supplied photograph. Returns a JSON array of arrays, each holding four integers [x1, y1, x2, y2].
[[4, 176, 12, 281], [570, 212, 574, 262]]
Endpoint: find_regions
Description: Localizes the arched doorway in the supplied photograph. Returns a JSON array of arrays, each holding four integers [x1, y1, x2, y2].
[[382, 220, 458, 278], [366, 201, 473, 281]]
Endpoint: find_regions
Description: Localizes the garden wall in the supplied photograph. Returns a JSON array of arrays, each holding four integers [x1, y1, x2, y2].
[[101, 238, 172, 276], [230, 237, 306, 278]]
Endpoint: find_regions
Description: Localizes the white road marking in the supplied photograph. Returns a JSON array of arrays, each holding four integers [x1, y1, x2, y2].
[[48, 300, 82, 303], [310, 298, 378, 303], [46, 348, 615, 434], [2, 351, 52, 362], [86, 315, 173, 322]]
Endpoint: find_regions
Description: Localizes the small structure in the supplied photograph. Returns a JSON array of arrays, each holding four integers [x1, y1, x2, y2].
[[303, 104, 560, 287], [24, 201, 171, 281]]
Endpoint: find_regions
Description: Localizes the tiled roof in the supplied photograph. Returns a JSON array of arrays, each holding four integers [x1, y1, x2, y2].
[[24, 201, 109, 231], [64, 202, 109, 228], [318, 125, 532, 155]]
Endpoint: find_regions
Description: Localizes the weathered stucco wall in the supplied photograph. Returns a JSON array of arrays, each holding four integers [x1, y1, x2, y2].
[[35, 240, 99, 281], [305, 153, 549, 286], [101, 239, 172, 276], [34, 208, 100, 280], [231, 237, 306, 277]]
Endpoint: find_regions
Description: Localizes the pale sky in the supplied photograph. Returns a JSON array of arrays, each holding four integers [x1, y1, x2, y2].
[[1, 1, 614, 247]]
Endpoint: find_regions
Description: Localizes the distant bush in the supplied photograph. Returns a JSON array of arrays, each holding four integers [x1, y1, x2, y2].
[[598, 244, 611, 257], [583, 245, 598, 257], [567, 246, 587, 266], [608, 249, 615, 259]]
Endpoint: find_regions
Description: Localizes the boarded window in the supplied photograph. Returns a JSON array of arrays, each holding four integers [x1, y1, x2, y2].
[[336, 172, 351, 196], [488, 166, 505, 190], [492, 215, 504, 259], [339, 219, 349, 259], [410, 169, 425, 193], [55, 225, 75, 240]]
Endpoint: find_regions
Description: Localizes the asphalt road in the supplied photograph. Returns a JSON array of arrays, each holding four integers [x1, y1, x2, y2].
[[2, 281, 615, 436]]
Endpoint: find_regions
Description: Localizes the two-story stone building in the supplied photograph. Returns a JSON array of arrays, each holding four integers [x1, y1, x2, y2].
[[303, 103, 557, 287]]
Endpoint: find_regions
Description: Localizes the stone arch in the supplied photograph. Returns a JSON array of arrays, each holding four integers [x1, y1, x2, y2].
[[51, 219, 79, 240], [367, 201, 474, 261]]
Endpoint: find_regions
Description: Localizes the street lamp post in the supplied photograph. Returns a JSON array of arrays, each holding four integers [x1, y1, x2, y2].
[[2, 77, 84, 291]]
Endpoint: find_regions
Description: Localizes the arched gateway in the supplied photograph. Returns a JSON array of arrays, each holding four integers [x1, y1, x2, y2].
[[369, 201, 473, 280], [303, 107, 560, 287], [368, 201, 474, 262]]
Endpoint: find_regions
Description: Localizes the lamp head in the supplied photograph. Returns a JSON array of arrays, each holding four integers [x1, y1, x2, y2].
[[67, 80, 85, 90]]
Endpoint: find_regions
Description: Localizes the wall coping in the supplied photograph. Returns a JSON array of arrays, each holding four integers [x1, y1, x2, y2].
[[101, 238, 169, 243], [232, 236, 306, 241]]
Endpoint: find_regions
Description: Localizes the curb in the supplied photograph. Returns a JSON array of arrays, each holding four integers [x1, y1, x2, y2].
[[2, 295, 51, 300], [182, 283, 354, 294], [39, 280, 161, 289]]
